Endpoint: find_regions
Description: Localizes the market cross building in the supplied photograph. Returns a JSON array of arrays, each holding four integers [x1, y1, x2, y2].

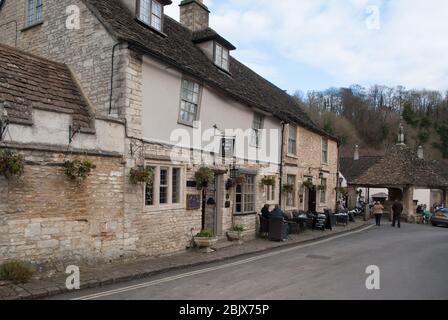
[[0, 0, 338, 264]]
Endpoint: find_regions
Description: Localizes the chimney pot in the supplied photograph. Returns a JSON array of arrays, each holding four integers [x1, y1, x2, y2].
[[354, 145, 360, 161]]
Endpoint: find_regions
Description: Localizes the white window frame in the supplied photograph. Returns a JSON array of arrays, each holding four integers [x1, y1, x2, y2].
[[178, 78, 202, 126], [214, 42, 230, 71], [144, 165, 184, 210], [288, 125, 297, 156], [320, 178, 327, 204], [322, 138, 329, 164], [251, 113, 264, 148], [137, 0, 163, 32], [286, 174, 296, 208], [235, 175, 256, 214], [26, 0, 43, 27]]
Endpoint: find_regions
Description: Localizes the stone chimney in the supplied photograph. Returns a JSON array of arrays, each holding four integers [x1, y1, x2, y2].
[[354, 145, 360, 161], [179, 0, 210, 31], [417, 146, 424, 160]]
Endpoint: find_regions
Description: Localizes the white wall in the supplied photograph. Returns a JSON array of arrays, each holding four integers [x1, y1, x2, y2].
[[5, 109, 125, 154], [141, 56, 282, 164]]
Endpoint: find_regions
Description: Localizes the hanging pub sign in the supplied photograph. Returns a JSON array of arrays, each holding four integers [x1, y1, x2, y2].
[[186, 194, 201, 210], [221, 137, 235, 158]]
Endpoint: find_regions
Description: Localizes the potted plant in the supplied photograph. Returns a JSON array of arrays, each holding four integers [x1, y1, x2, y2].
[[64, 159, 96, 183], [260, 176, 276, 187], [0, 149, 24, 179], [225, 178, 234, 190], [129, 166, 154, 185], [282, 184, 294, 193], [193, 230, 218, 253], [195, 167, 214, 190], [226, 225, 245, 245], [317, 184, 326, 191]]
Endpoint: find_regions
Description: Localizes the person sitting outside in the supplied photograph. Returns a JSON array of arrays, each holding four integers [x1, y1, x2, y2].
[[270, 205, 290, 220], [261, 204, 271, 220]]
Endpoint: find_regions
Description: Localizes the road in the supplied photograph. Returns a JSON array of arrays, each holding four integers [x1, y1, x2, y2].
[[51, 223, 448, 300]]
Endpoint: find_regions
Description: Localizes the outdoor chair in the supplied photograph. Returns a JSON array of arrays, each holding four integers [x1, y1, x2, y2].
[[268, 217, 289, 241], [259, 215, 269, 238]]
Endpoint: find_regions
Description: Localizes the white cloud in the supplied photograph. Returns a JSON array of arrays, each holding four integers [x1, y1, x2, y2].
[[165, 0, 448, 90]]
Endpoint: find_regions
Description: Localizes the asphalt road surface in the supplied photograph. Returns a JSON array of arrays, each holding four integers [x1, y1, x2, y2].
[[52, 223, 448, 300]]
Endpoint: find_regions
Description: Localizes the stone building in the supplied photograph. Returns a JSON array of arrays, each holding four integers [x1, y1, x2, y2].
[[0, 0, 338, 265]]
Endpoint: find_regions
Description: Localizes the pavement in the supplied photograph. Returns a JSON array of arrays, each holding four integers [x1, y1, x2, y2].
[[51, 222, 448, 300], [0, 219, 371, 300]]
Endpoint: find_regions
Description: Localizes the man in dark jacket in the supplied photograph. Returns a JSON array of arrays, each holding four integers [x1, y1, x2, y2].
[[271, 205, 290, 220], [392, 200, 403, 228], [261, 204, 271, 220]]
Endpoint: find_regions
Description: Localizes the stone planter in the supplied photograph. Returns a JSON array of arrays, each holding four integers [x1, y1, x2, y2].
[[194, 237, 218, 253], [226, 231, 244, 245]]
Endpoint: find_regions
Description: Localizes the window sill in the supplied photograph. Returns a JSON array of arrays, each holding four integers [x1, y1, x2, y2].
[[287, 154, 298, 159], [21, 21, 43, 32], [143, 204, 185, 212], [177, 120, 195, 128]]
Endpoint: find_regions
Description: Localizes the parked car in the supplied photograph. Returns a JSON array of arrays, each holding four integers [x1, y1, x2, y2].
[[430, 208, 448, 227]]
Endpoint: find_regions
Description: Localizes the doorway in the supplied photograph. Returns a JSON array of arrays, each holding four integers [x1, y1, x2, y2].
[[308, 187, 317, 213], [202, 174, 224, 236]]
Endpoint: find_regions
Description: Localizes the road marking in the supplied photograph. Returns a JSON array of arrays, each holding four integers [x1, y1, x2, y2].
[[72, 224, 375, 300]]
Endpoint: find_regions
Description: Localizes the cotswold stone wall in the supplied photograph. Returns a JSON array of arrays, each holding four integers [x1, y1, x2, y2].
[[0, 0, 125, 116], [0, 149, 126, 264]]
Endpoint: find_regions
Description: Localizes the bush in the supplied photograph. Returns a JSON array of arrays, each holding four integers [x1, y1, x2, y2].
[[195, 230, 214, 238], [64, 159, 96, 182], [0, 260, 34, 284], [0, 149, 24, 179], [232, 225, 245, 232]]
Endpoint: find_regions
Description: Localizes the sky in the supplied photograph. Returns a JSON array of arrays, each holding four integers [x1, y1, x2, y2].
[[165, 0, 448, 94]]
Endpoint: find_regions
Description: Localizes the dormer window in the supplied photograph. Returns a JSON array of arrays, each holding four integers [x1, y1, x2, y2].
[[137, 0, 163, 32], [214, 43, 229, 71]]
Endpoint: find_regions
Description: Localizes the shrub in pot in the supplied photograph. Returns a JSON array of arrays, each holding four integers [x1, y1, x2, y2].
[[0, 149, 24, 179], [193, 230, 218, 253], [226, 225, 245, 244], [260, 176, 276, 187], [282, 184, 294, 193]]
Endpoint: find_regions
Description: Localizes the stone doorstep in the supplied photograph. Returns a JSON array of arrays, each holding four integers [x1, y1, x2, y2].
[[1, 220, 372, 300]]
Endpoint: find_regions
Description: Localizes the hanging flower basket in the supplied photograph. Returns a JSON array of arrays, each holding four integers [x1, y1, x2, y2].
[[195, 167, 214, 190], [64, 159, 96, 182], [260, 176, 276, 187], [129, 166, 154, 185], [0, 149, 24, 179], [317, 185, 326, 191], [282, 184, 294, 193], [303, 180, 314, 189], [336, 187, 348, 196], [235, 175, 246, 185]]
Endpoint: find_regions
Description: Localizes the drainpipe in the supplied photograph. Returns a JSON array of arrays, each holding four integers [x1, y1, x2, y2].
[[108, 42, 121, 115], [279, 121, 286, 208]]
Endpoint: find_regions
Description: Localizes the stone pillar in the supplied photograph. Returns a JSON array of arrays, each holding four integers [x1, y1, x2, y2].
[[347, 186, 357, 209], [444, 189, 448, 208], [403, 187, 415, 220]]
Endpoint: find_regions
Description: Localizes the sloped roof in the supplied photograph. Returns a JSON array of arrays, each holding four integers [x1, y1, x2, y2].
[[349, 145, 448, 188], [340, 156, 382, 183], [192, 28, 236, 50], [82, 0, 336, 141], [0, 44, 93, 130]]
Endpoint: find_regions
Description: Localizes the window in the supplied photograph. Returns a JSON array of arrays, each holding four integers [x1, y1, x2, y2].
[[320, 178, 327, 203], [26, 0, 43, 27], [138, 0, 163, 32], [214, 43, 229, 71], [288, 125, 297, 156], [322, 138, 329, 164], [286, 175, 296, 207], [266, 185, 276, 202], [145, 166, 182, 207], [179, 79, 201, 125], [251, 113, 264, 148], [235, 175, 256, 214]]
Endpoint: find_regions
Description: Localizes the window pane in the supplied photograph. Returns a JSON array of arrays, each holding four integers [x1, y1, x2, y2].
[[160, 168, 168, 204], [180, 80, 200, 124], [145, 181, 154, 206], [139, 0, 151, 24], [172, 168, 180, 204]]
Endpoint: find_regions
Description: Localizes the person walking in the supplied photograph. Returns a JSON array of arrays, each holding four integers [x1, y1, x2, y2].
[[392, 200, 404, 228], [372, 201, 384, 226]]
